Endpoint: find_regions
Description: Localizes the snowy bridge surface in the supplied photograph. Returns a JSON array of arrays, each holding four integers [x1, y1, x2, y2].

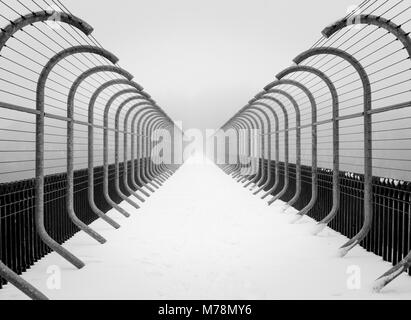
[[1, 159, 411, 300]]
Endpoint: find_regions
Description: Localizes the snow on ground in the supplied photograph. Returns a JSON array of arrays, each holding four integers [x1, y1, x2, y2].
[[1, 158, 411, 300]]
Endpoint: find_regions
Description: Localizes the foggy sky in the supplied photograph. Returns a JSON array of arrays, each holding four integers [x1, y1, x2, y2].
[[68, 0, 360, 131]]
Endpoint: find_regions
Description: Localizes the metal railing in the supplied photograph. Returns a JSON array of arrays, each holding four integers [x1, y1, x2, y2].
[[216, 0, 411, 293], [0, 0, 182, 300]]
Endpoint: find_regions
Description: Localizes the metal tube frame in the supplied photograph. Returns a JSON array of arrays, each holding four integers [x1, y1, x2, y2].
[[69, 63, 129, 239], [265, 77, 318, 224], [278, 62, 339, 235], [259, 87, 302, 209], [323, 12, 411, 292]]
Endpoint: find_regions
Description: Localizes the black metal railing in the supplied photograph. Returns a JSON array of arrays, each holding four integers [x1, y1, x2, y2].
[[253, 159, 411, 277]]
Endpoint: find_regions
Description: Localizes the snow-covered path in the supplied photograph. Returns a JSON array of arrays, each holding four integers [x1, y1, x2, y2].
[[1, 159, 411, 300]]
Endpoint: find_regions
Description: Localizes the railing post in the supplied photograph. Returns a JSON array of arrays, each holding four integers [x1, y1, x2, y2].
[[322, 12, 411, 292], [277, 61, 340, 235], [0, 10, 93, 298], [124, 101, 156, 200], [69, 65, 128, 230], [261, 87, 302, 209]]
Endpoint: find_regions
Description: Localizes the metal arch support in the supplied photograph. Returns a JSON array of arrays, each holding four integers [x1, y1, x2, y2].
[[322, 13, 411, 290], [223, 117, 254, 175], [141, 115, 165, 183], [114, 98, 150, 209], [231, 122, 244, 174], [230, 114, 261, 176], [252, 99, 287, 201], [88, 76, 137, 226], [67, 57, 127, 244], [141, 114, 169, 185], [225, 122, 244, 175], [0, 8, 93, 302], [247, 104, 278, 196], [0, 11, 93, 51], [69, 65, 128, 235], [285, 62, 340, 235], [139, 113, 167, 186], [224, 118, 253, 175], [266, 77, 318, 224], [221, 122, 239, 175], [149, 120, 172, 178], [131, 107, 159, 191], [124, 102, 156, 200], [147, 119, 172, 180], [147, 119, 173, 179], [224, 116, 257, 175], [251, 98, 286, 202], [133, 108, 163, 190], [85, 72, 138, 229], [323, 14, 411, 59], [0, 263, 48, 300], [37, 46, 118, 269], [294, 47, 372, 257], [129, 105, 158, 194], [240, 110, 266, 189], [261, 87, 302, 209], [232, 118, 255, 179], [219, 104, 252, 134], [154, 123, 176, 176], [101, 82, 146, 217], [145, 117, 168, 182], [161, 124, 177, 176], [230, 118, 254, 177]]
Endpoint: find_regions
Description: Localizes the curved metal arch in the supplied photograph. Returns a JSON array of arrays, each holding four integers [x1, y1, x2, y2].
[[232, 117, 256, 179], [0, 11, 93, 51], [148, 119, 173, 179], [130, 105, 159, 193], [239, 110, 266, 189], [159, 123, 176, 176], [260, 86, 302, 209], [224, 117, 255, 176], [149, 120, 173, 178], [251, 99, 286, 200], [155, 122, 176, 176], [224, 121, 245, 175], [321, 11, 411, 293], [87, 76, 136, 224], [250, 98, 284, 200], [139, 112, 168, 186], [293, 47, 371, 257], [143, 114, 169, 183], [283, 61, 339, 235], [131, 106, 159, 190], [246, 104, 277, 196], [134, 108, 165, 190], [231, 118, 254, 180], [69, 65, 129, 233], [266, 76, 318, 225], [224, 115, 259, 176], [37, 45, 123, 269], [101, 82, 148, 217], [114, 97, 153, 207], [0, 8, 96, 302], [323, 14, 411, 59], [246, 107, 274, 193], [124, 102, 157, 199]]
